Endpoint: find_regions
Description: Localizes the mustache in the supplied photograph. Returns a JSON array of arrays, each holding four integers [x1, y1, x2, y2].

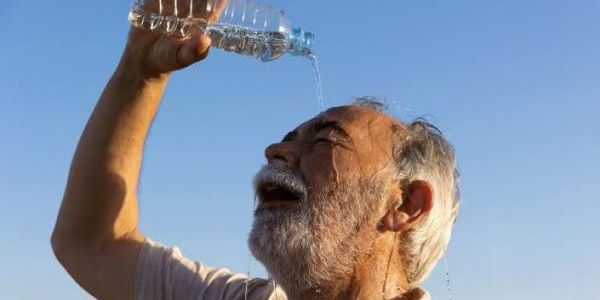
[[253, 161, 308, 202]]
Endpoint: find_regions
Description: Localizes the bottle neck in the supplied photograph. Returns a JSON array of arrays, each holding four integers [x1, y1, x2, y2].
[[289, 27, 315, 56]]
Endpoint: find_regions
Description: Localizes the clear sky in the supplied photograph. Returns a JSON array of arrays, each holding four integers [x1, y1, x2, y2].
[[1, 0, 599, 299]]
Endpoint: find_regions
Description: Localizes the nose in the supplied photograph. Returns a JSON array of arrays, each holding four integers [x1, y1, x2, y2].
[[265, 142, 299, 165]]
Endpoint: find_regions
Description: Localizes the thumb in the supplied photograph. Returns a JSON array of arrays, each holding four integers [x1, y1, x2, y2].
[[176, 31, 212, 68]]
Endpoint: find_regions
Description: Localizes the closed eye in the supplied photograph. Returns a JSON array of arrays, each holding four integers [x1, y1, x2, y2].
[[315, 135, 352, 150]]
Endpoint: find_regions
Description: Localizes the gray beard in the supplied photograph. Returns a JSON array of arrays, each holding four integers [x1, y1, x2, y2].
[[248, 180, 384, 298]]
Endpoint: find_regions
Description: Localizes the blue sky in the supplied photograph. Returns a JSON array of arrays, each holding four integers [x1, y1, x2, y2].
[[1, 0, 599, 299]]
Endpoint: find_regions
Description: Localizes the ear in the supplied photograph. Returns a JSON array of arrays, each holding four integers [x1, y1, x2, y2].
[[380, 180, 433, 232]]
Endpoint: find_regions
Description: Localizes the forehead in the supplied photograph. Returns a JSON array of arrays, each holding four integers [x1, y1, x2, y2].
[[297, 105, 405, 135], [292, 106, 408, 176]]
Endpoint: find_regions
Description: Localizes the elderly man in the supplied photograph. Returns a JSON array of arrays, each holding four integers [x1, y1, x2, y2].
[[51, 4, 459, 299]]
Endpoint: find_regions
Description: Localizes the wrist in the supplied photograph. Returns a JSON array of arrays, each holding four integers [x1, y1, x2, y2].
[[116, 46, 171, 85], [103, 51, 170, 109]]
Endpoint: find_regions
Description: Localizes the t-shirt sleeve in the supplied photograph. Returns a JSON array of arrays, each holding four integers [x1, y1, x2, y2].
[[135, 239, 285, 300]]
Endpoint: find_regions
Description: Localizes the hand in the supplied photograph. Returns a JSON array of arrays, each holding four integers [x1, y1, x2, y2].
[[121, 0, 228, 77]]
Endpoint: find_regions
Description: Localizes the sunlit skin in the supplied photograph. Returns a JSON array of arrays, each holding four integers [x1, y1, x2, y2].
[[261, 107, 433, 300], [266, 107, 401, 193], [51, 0, 433, 299]]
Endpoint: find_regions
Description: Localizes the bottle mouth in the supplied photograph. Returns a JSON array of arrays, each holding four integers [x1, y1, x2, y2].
[[291, 27, 315, 56]]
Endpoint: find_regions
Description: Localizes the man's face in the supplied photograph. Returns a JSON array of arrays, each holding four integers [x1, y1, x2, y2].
[[249, 106, 405, 293]]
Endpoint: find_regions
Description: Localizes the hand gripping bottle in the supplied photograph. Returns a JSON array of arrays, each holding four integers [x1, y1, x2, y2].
[[128, 0, 315, 62]]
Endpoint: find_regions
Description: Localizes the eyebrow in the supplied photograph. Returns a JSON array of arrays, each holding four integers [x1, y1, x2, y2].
[[282, 130, 298, 142], [313, 120, 351, 140], [281, 120, 352, 143]]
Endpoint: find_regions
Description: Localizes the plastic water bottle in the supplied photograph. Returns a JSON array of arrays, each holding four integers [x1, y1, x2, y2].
[[128, 0, 315, 62]]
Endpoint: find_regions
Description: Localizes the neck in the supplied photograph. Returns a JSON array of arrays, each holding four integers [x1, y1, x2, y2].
[[286, 233, 409, 300], [348, 232, 409, 300]]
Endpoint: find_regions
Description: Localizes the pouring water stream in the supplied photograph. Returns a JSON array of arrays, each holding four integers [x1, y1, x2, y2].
[[307, 52, 325, 110]]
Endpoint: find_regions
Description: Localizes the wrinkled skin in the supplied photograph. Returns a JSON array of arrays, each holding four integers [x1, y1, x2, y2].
[[249, 106, 427, 299]]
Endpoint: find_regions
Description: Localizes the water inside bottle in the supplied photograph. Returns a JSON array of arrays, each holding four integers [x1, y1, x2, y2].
[[207, 24, 289, 62]]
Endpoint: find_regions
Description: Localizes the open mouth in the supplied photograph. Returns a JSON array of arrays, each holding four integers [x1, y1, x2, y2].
[[257, 181, 304, 208]]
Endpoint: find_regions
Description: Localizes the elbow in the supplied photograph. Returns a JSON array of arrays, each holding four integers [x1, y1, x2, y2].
[[51, 223, 81, 266], [51, 200, 75, 264], [51, 203, 90, 264], [51, 228, 88, 273], [51, 228, 69, 265]]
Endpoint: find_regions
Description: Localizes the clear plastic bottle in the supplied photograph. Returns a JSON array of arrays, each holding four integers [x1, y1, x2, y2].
[[128, 0, 314, 62]]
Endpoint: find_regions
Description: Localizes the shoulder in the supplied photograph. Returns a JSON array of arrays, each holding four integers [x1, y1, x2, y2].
[[135, 239, 287, 300]]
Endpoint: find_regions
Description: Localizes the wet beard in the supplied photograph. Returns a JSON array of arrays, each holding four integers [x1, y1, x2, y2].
[[248, 179, 385, 299]]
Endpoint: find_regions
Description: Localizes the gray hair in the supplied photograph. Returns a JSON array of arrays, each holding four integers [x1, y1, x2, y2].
[[353, 97, 460, 288]]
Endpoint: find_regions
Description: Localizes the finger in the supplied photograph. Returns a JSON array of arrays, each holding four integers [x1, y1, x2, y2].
[[206, 0, 228, 23], [139, 0, 199, 18], [176, 30, 212, 67]]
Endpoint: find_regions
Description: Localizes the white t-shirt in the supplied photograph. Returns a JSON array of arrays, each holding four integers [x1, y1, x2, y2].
[[135, 239, 431, 300], [135, 239, 287, 300]]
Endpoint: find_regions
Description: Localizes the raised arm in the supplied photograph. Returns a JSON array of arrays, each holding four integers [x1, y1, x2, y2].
[[51, 2, 225, 298]]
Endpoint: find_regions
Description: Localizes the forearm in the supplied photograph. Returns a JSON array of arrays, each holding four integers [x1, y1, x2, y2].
[[53, 55, 169, 248]]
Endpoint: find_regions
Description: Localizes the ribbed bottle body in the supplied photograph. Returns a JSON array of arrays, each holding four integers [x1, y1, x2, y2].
[[128, 0, 314, 61]]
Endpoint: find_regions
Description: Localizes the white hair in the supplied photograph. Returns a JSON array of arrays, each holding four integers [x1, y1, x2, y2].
[[394, 120, 460, 288], [353, 97, 460, 288]]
